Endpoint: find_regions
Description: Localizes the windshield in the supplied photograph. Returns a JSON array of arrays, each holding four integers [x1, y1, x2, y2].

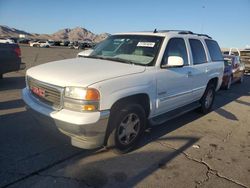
[[88, 35, 163, 66]]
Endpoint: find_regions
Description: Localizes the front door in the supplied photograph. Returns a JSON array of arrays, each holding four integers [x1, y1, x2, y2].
[[155, 38, 194, 115]]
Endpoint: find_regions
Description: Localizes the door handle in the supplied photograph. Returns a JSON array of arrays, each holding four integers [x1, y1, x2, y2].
[[187, 71, 193, 77]]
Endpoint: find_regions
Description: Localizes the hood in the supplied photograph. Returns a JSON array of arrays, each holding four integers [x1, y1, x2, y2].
[[26, 57, 146, 87]]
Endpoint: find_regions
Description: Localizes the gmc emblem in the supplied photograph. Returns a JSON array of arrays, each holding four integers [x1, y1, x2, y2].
[[31, 86, 45, 98]]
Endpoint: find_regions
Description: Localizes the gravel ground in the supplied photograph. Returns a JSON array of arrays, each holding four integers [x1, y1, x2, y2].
[[0, 45, 249, 188]]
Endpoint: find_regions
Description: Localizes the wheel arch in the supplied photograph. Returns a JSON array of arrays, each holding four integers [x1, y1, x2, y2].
[[207, 77, 219, 90], [103, 93, 151, 146]]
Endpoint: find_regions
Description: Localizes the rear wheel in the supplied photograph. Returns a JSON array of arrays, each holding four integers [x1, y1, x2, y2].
[[238, 74, 244, 84], [107, 103, 146, 154], [225, 76, 232, 90], [199, 83, 215, 114]]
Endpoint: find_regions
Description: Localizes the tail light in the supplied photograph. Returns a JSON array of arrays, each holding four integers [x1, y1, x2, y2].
[[14, 47, 21, 58]]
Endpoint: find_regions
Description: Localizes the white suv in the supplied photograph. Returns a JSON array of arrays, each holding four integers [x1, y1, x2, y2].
[[22, 30, 224, 153]]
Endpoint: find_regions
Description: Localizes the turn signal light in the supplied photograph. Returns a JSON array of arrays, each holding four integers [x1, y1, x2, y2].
[[86, 88, 100, 101], [82, 105, 96, 111]]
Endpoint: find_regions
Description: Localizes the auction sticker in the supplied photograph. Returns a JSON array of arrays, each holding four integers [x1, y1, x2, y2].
[[137, 42, 155, 47]]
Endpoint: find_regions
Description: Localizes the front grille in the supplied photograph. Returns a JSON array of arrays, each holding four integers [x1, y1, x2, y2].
[[27, 77, 63, 110]]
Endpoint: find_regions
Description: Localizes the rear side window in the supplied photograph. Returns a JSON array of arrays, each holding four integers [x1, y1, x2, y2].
[[189, 39, 207, 65], [205, 39, 223, 61], [162, 38, 188, 66]]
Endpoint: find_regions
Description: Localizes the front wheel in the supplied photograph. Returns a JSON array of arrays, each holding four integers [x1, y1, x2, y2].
[[107, 103, 146, 154], [225, 76, 232, 90], [199, 84, 215, 114]]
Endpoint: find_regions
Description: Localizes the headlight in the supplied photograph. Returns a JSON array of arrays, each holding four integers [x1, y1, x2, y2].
[[64, 87, 100, 101], [64, 87, 100, 112]]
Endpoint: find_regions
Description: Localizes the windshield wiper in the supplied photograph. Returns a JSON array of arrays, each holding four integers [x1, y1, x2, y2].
[[84, 55, 107, 60], [85, 55, 141, 65]]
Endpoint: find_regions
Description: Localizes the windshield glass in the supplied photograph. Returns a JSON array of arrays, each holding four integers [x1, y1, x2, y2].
[[89, 35, 163, 66]]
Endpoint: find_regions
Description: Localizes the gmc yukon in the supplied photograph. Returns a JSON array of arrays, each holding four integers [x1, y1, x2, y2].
[[22, 30, 224, 153]]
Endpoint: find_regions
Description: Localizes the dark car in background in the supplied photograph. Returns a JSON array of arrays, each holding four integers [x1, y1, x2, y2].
[[18, 38, 31, 44], [222, 55, 245, 89], [60, 40, 70, 46], [0, 43, 25, 78]]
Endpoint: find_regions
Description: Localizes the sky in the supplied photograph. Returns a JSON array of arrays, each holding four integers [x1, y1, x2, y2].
[[0, 0, 249, 48]]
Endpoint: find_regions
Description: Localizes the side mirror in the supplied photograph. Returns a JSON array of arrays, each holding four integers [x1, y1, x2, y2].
[[77, 49, 94, 57], [162, 56, 184, 68]]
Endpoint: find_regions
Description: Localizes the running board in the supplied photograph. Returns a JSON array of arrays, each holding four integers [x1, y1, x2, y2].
[[149, 101, 201, 126]]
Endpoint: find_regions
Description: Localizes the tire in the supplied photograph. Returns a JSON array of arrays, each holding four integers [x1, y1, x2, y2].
[[0, 74, 3, 79], [225, 76, 232, 90], [107, 103, 146, 154], [199, 83, 215, 114], [238, 74, 244, 84]]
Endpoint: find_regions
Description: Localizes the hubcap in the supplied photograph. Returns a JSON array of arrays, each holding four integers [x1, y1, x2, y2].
[[118, 113, 140, 145], [205, 89, 214, 109]]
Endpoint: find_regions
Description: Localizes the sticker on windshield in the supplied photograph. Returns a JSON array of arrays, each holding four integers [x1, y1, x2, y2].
[[137, 42, 155, 47]]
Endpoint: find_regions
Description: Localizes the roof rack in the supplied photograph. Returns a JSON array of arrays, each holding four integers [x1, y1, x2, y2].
[[196, 34, 212, 39], [152, 29, 212, 39], [157, 30, 193, 34]]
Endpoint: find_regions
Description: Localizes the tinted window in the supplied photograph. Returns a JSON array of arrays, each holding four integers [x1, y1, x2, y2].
[[162, 38, 188, 65], [205, 39, 223, 61], [189, 39, 207, 65]]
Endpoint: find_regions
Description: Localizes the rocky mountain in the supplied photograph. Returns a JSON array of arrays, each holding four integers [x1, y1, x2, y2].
[[0, 25, 33, 37], [0, 25, 110, 42]]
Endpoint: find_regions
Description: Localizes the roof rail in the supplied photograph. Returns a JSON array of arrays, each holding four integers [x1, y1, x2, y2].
[[158, 30, 193, 34], [196, 33, 212, 39], [152, 30, 212, 39]]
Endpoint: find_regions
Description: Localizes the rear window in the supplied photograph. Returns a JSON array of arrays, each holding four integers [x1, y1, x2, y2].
[[205, 40, 223, 61]]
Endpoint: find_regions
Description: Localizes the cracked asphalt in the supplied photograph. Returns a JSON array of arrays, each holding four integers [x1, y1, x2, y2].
[[0, 45, 249, 188]]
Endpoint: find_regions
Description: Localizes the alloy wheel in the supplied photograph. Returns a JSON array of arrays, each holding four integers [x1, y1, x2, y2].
[[118, 113, 140, 145]]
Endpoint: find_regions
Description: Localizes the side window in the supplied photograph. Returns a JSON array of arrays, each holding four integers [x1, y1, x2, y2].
[[161, 38, 188, 66], [189, 39, 207, 65], [205, 39, 223, 62]]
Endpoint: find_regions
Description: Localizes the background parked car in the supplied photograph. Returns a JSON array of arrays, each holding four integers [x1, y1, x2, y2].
[[60, 40, 70, 46], [240, 49, 250, 73], [222, 55, 245, 89], [47, 40, 55, 46], [18, 38, 31, 44], [29, 40, 51, 48], [0, 38, 15, 44], [53, 41, 61, 46], [77, 49, 93, 57], [0, 43, 25, 79]]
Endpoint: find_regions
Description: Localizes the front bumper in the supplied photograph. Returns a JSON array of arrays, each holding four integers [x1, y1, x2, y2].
[[22, 88, 110, 149]]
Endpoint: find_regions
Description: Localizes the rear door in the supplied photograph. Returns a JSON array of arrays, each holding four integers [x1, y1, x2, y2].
[[187, 39, 208, 100]]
